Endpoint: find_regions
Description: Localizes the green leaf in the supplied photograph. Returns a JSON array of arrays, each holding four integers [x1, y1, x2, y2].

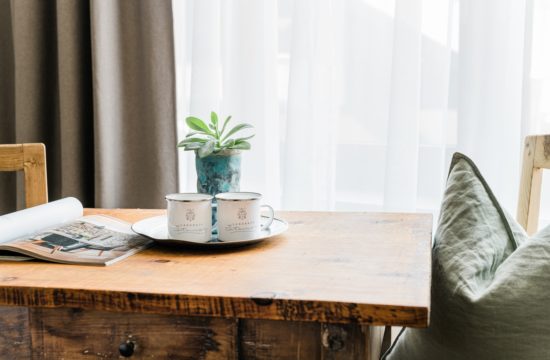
[[177, 137, 207, 147], [185, 131, 202, 138], [219, 116, 232, 137], [221, 123, 254, 142], [230, 140, 251, 150], [211, 111, 219, 127], [186, 116, 211, 134], [198, 140, 216, 158], [231, 134, 255, 143], [222, 139, 236, 147], [183, 143, 203, 150]]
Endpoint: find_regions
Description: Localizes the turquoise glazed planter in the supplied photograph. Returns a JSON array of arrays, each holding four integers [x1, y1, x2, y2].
[[195, 149, 241, 196], [195, 150, 241, 229]]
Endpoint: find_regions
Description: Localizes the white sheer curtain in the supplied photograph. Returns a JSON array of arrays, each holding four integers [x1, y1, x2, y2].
[[173, 0, 550, 219]]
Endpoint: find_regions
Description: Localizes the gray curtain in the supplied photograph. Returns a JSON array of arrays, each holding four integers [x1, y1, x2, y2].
[[0, 0, 178, 213]]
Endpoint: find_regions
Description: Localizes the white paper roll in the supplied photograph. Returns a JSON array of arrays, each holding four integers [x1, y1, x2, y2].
[[0, 197, 83, 243]]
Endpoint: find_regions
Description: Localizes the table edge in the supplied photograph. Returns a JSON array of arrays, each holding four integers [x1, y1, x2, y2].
[[0, 285, 429, 327]]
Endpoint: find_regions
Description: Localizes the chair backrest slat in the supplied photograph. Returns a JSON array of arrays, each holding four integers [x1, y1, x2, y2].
[[517, 135, 550, 235], [0, 143, 48, 208]]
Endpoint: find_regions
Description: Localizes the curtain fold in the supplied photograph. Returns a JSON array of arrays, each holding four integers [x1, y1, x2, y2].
[[174, 0, 535, 215], [175, 0, 282, 207], [1, 0, 541, 216], [0, 0, 94, 213], [0, 0, 177, 213], [0, 0, 17, 214], [283, 0, 336, 210], [457, 0, 526, 210], [221, 0, 281, 208], [91, 0, 178, 208], [383, 0, 423, 211]]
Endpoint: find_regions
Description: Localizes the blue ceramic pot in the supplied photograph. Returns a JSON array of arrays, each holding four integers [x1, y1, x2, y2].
[[195, 149, 242, 196], [195, 150, 241, 230]]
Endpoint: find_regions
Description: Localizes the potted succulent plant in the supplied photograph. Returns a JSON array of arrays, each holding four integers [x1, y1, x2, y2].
[[177, 111, 254, 196]]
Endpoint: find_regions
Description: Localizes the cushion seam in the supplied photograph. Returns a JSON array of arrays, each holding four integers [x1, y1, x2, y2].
[[380, 327, 407, 359], [449, 153, 519, 250]]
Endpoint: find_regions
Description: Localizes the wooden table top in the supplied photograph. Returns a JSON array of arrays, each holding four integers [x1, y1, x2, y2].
[[0, 209, 432, 327]]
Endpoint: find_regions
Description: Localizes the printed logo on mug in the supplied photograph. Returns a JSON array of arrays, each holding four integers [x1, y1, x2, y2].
[[215, 192, 274, 242], [166, 193, 213, 242]]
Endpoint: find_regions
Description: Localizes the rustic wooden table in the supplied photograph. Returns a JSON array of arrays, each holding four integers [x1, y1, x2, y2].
[[0, 209, 432, 359]]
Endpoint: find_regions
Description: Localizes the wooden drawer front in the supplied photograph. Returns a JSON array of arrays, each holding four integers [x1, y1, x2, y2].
[[239, 319, 321, 359], [29, 308, 237, 360], [0, 306, 31, 359], [239, 319, 383, 360]]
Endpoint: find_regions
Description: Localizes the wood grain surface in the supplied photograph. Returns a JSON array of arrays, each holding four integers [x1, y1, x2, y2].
[[238, 319, 383, 360], [30, 308, 237, 359], [19, 307, 382, 359], [0, 306, 31, 358], [239, 319, 321, 359], [0, 209, 432, 327]]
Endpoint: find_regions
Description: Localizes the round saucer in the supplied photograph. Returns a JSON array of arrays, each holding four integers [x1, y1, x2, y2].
[[131, 215, 288, 249]]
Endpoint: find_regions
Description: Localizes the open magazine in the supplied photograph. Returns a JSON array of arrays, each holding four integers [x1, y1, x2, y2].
[[0, 198, 152, 266]]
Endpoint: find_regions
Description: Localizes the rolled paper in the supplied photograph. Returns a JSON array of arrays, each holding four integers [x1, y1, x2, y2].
[[0, 197, 83, 243]]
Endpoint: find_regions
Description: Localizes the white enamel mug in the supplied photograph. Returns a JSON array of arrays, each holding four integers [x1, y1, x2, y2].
[[166, 193, 213, 242], [215, 192, 274, 242]]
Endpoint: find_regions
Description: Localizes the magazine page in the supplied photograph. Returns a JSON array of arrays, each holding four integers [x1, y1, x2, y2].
[[0, 215, 153, 266], [0, 197, 83, 243]]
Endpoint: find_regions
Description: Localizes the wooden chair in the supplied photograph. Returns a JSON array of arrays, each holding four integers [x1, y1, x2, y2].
[[0, 143, 48, 208], [517, 135, 550, 235]]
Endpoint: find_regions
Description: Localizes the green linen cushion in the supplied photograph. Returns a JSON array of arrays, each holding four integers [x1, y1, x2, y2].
[[383, 153, 550, 360]]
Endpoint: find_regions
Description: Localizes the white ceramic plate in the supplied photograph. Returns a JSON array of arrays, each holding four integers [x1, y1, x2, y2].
[[132, 215, 288, 249]]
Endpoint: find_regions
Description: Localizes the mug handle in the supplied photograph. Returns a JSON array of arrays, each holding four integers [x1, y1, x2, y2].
[[260, 205, 275, 230]]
